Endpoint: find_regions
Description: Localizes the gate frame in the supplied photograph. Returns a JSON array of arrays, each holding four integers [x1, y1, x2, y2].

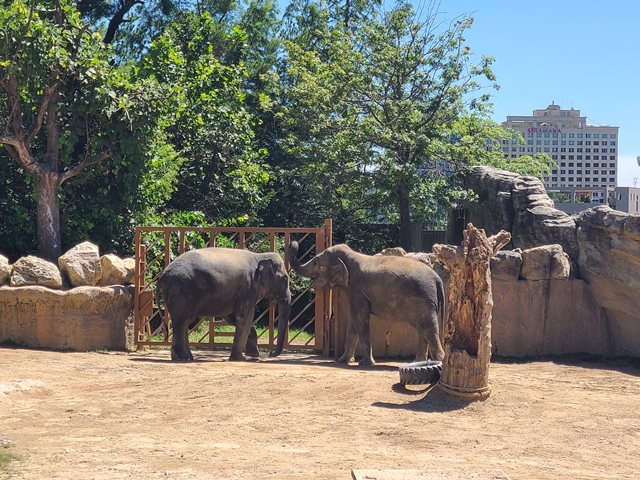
[[133, 220, 335, 357]]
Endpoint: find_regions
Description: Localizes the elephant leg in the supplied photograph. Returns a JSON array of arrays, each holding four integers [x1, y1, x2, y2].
[[229, 312, 253, 362], [338, 320, 358, 363], [416, 313, 444, 362], [415, 336, 429, 362], [171, 316, 195, 361], [349, 301, 374, 366], [245, 326, 259, 358]]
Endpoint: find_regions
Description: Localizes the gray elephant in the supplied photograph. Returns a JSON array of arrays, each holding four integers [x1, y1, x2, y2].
[[289, 241, 444, 365], [156, 248, 291, 361]]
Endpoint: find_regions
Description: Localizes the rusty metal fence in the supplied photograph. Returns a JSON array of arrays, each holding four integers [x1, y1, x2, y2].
[[134, 220, 334, 356]]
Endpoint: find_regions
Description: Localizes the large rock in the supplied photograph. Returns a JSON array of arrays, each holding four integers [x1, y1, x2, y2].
[[574, 206, 640, 356], [490, 250, 522, 281], [461, 166, 579, 261], [99, 254, 135, 286], [10, 255, 63, 289], [0, 285, 134, 351], [0, 255, 10, 284], [58, 241, 102, 287], [520, 245, 571, 281]]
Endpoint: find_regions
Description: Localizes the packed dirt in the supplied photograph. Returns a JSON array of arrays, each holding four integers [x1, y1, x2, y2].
[[1, 346, 639, 480]]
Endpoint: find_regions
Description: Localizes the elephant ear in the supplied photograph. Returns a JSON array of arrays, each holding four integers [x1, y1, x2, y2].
[[329, 258, 348, 287], [257, 260, 275, 286]]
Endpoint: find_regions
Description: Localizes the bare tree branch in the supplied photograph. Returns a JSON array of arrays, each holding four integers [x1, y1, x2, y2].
[[60, 149, 113, 183]]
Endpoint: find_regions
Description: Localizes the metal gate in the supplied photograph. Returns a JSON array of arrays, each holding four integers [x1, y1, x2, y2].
[[133, 220, 334, 356]]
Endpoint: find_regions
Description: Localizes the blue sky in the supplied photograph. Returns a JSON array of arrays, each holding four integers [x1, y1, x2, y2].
[[436, 0, 640, 186]]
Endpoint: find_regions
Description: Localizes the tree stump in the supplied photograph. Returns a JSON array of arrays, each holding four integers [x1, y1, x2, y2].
[[432, 223, 511, 400]]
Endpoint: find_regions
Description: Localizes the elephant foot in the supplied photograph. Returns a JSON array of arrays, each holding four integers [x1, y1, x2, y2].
[[171, 348, 194, 362], [245, 348, 260, 358], [228, 353, 246, 362], [337, 355, 355, 363], [358, 357, 375, 366]]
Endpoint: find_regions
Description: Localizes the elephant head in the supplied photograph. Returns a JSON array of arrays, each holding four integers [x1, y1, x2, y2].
[[258, 255, 292, 358], [288, 241, 349, 290]]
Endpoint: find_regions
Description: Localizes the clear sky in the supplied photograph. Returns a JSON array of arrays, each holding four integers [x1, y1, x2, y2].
[[437, 0, 640, 186]]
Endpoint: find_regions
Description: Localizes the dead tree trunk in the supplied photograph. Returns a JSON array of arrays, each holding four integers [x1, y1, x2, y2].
[[432, 224, 511, 400]]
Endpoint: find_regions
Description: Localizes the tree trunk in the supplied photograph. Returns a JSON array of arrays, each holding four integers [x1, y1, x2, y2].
[[432, 223, 511, 400], [398, 183, 412, 252], [36, 172, 63, 261]]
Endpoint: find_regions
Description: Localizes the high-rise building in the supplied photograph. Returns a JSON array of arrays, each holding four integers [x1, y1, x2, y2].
[[499, 103, 619, 207]]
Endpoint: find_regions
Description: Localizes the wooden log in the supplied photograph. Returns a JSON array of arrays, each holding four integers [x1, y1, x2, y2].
[[432, 223, 510, 399]]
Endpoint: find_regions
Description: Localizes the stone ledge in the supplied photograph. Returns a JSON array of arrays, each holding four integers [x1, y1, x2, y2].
[[0, 285, 134, 352]]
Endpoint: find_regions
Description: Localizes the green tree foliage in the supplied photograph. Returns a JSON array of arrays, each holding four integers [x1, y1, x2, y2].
[[0, 0, 179, 259], [141, 11, 272, 225], [274, 0, 549, 250]]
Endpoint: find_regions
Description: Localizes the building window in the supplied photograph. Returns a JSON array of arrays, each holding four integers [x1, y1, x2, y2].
[[594, 134, 600, 138], [552, 155, 558, 160], [610, 149, 616, 153], [569, 148, 575, 153], [610, 163, 615, 167], [602, 134, 608, 138], [544, 140, 550, 145], [568, 170, 574, 174], [586, 134, 591, 138], [569, 162, 574, 167], [577, 133, 583, 138], [537, 133, 542, 138], [536, 140, 542, 145], [594, 156, 599, 160], [561, 148, 566, 152], [561, 155, 566, 160], [552, 148, 558, 152], [561, 177, 566, 181], [585, 170, 591, 174], [585, 178, 590, 182], [536, 148, 541, 152], [610, 171, 616, 175], [601, 178, 607, 182], [552, 177, 557, 181], [544, 148, 550, 152], [577, 170, 582, 175], [561, 141, 567, 145], [569, 177, 574, 182], [611, 134, 616, 138], [577, 148, 583, 152], [611, 141, 616, 146], [569, 155, 574, 160], [527, 147, 533, 152], [544, 133, 550, 138], [602, 141, 608, 146], [577, 156, 583, 160], [561, 170, 566, 174], [561, 162, 566, 167]]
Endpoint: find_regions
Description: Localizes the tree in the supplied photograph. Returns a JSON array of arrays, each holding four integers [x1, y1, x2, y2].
[[279, 0, 549, 250], [0, 0, 172, 259]]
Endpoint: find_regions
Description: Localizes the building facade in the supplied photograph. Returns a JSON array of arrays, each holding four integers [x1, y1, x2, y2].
[[499, 103, 619, 207], [615, 187, 640, 215]]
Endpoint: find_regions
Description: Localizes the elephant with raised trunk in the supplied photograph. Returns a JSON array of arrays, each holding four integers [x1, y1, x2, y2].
[[289, 241, 444, 365], [156, 248, 291, 361]]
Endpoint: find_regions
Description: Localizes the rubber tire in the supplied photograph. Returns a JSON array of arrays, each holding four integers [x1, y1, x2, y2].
[[398, 360, 442, 385]]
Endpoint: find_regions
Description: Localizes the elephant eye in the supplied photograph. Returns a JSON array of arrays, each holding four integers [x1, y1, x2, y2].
[[319, 266, 328, 272]]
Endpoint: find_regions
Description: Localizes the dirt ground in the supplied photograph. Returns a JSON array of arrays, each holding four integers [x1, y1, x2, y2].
[[1, 347, 639, 480]]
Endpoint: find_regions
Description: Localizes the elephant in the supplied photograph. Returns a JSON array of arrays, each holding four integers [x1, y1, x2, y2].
[[156, 248, 291, 362], [289, 241, 445, 365]]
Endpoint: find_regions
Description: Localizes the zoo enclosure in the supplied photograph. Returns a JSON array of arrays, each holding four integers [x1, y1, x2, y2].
[[133, 220, 335, 356]]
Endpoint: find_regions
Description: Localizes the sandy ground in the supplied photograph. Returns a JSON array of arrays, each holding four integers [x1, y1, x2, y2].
[[1, 346, 639, 480]]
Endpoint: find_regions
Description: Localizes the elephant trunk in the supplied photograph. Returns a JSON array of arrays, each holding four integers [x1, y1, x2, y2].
[[289, 241, 316, 278], [270, 290, 291, 357]]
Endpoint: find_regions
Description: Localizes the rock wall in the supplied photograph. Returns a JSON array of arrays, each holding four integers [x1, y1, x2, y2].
[[456, 166, 640, 358], [0, 285, 134, 352]]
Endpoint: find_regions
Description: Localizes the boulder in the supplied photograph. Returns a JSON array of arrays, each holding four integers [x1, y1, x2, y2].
[[380, 247, 407, 256], [100, 254, 135, 286], [512, 205, 578, 261], [574, 206, 640, 351], [0, 255, 10, 284], [519, 245, 570, 281], [460, 166, 579, 262], [490, 250, 523, 281], [10, 256, 63, 289], [404, 251, 432, 266], [58, 241, 102, 287]]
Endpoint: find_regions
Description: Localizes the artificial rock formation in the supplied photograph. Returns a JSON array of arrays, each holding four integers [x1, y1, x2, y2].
[[461, 166, 579, 260], [99, 254, 135, 286], [10, 255, 63, 289], [0, 285, 134, 351], [519, 244, 571, 281], [0, 255, 10, 284], [58, 241, 103, 287]]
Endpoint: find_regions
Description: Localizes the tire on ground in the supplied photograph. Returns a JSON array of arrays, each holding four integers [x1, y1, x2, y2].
[[398, 360, 442, 385]]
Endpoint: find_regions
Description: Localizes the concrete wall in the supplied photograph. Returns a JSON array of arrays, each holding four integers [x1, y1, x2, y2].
[[0, 285, 134, 351]]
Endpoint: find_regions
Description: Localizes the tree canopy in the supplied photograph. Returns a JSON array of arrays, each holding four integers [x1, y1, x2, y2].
[[0, 0, 550, 260]]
